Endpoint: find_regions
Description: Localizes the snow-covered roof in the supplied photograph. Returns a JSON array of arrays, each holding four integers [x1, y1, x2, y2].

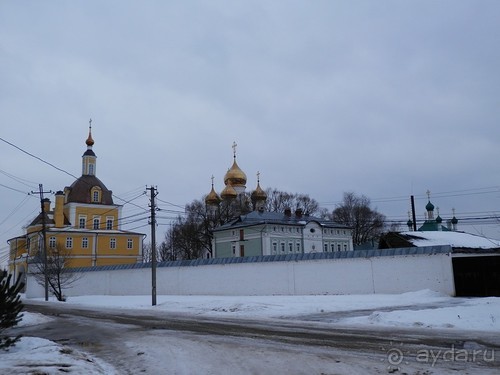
[[400, 231, 500, 249], [213, 210, 350, 231]]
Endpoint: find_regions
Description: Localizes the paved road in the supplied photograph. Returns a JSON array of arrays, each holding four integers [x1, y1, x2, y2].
[[15, 301, 500, 374]]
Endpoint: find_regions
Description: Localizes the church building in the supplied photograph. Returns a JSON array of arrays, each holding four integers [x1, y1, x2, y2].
[[8, 123, 145, 284], [205, 143, 353, 258]]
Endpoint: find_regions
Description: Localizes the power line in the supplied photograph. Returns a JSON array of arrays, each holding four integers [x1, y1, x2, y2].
[[0, 195, 32, 227], [1, 136, 79, 180], [0, 168, 39, 188], [0, 183, 29, 195], [156, 197, 186, 210], [319, 186, 500, 206], [1, 135, 149, 213]]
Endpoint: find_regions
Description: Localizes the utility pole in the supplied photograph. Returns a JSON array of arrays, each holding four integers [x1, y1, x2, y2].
[[410, 195, 417, 232], [146, 186, 158, 306], [31, 184, 52, 301]]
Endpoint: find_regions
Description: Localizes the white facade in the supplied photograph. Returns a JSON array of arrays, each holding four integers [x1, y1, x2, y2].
[[26, 248, 456, 298], [213, 211, 354, 258]]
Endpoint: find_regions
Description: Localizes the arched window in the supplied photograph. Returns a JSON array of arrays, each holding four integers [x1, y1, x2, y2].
[[91, 186, 102, 203]]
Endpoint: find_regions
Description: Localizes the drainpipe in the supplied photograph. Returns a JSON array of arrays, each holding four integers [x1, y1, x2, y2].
[[93, 233, 98, 267]]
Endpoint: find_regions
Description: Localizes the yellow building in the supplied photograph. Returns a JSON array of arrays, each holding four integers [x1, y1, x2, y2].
[[8, 125, 145, 284]]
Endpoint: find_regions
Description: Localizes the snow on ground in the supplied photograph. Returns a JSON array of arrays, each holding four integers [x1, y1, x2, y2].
[[46, 289, 500, 332], [57, 289, 450, 317], [17, 310, 53, 327], [1, 312, 116, 374], [0, 336, 117, 375], [2, 290, 499, 374], [343, 297, 500, 331]]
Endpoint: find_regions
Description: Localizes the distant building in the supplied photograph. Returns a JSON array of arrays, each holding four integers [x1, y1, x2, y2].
[[406, 190, 459, 232], [205, 142, 353, 258], [212, 209, 353, 258], [8, 123, 145, 285]]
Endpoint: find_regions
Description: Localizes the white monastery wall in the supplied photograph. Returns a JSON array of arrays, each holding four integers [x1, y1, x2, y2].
[[26, 253, 456, 298]]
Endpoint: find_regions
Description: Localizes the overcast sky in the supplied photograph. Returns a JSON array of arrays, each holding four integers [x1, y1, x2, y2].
[[1, 1, 500, 263]]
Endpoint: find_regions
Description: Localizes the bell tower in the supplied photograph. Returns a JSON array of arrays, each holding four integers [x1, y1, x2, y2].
[[82, 119, 97, 176]]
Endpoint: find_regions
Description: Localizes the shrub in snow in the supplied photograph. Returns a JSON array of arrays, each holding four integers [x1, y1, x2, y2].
[[0, 270, 24, 350]]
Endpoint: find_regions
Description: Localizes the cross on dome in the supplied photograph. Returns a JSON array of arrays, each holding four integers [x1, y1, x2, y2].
[[232, 141, 237, 159], [86, 118, 94, 147]]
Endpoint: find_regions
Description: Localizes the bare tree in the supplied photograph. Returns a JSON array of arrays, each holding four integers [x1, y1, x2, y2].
[[264, 189, 319, 215], [332, 192, 386, 246], [160, 189, 321, 260], [29, 244, 82, 302]]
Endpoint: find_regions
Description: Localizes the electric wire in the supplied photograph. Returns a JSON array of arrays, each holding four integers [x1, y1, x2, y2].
[[0, 183, 30, 195], [0, 168, 39, 189]]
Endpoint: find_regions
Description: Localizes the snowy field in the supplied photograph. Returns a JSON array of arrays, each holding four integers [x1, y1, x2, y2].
[[1, 290, 499, 374]]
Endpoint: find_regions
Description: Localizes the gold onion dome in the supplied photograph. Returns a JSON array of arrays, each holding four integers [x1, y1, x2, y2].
[[205, 177, 222, 206], [224, 159, 247, 188], [221, 183, 237, 200], [251, 173, 267, 201], [224, 141, 247, 188]]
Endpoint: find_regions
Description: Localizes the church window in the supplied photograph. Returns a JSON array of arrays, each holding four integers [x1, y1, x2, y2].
[[323, 243, 328, 252], [337, 244, 341, 251], [110, 238, 116, 249], [79, 216, 86, 229], [344, 244, 347, 251], [296, 241, 301, 253], [106, 217, 114, 230], [280, 242, 285, 253], [331, 243, 335, 252], [89, 164, 94, 175], [127, 239, 133, 249], [82, 237, 88, 249], [232, 244, 236, 256], [66, 237, 73, 249], [288, 242, 293, 253], [272, 242, 277, 254], [93, 217, 100, 230], [49, 237, 56, 248], [93, 190, 99, 203]]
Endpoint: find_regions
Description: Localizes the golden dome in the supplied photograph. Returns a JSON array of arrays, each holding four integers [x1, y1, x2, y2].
[[205, 177, 221, 206], [251, 181, 267, 201], [221, 183, 237, 200], [224, 160, 247, 188]]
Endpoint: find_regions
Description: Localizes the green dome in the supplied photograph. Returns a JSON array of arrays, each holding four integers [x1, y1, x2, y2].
[[436, 215, 443, 224], [426, 201, 435, 211]]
